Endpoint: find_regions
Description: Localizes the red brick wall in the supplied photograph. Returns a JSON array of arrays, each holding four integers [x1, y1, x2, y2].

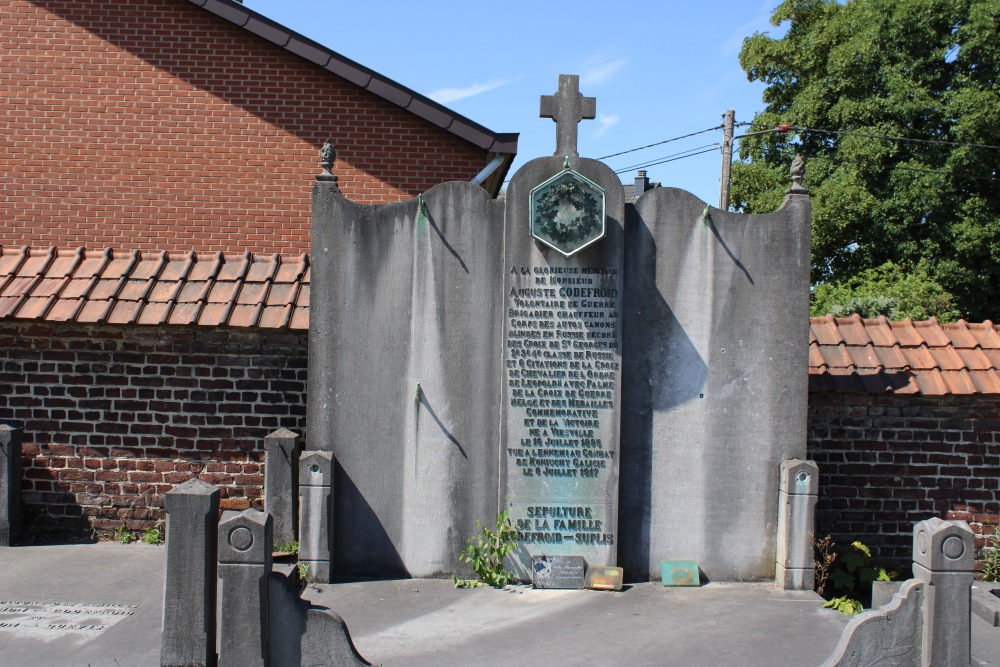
[[808, 392, 1000, 569], [0, 320, 307, 537], [0, 0, 491, 255]]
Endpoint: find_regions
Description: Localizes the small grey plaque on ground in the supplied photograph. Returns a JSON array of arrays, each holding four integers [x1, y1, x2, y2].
[[0, 600, 137, 639], [532, 555, 586, 589]]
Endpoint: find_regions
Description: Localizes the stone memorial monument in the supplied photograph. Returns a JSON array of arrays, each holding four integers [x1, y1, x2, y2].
[[309, 75, 810, 583]]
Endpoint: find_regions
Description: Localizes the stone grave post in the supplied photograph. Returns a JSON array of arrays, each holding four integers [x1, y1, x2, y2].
[[218, 509, 272, 667], [161, 478, 219, 667], [298, 451, 333, 583], [775, 459, 818, 590], [264, 428, 300, 548], [0, 424, 22, 547], [501, 75, 625, 580], [912, 517, 974, 666]]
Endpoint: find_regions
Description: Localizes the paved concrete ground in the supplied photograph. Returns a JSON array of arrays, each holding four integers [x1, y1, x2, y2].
[[0, 543, 997, 666]]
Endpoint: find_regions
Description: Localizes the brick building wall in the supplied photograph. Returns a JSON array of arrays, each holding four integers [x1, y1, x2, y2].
[[0, 320, 307, 537], [808, 392, 1000, 568], [1, 0, 495, 255]]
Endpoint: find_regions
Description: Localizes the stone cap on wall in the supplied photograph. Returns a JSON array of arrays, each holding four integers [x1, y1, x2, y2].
[[2, 245, 998, 396]]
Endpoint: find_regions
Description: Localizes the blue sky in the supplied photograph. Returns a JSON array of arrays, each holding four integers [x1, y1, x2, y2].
[[243, 0, 787, 204]]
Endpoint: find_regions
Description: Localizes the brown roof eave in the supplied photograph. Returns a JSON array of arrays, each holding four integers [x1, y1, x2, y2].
[[187, 0, 519, 155]]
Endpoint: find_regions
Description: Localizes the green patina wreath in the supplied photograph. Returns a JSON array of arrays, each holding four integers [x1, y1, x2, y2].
[[533, 177, 602, 247]]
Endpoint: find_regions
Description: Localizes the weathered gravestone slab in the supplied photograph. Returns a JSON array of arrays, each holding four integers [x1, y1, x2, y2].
[[501, 75, 624, 581], [0, 600, 137, 639], [619, 183, 811, 581], [531, 555, 587, 589], [310, 178, 506, 579]]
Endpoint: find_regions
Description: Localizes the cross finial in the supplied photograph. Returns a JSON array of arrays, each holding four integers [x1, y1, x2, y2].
[[540, 74, 596, 158]]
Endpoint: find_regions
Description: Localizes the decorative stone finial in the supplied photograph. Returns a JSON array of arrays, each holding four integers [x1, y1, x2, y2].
[[786, 153, 809, 195], [317, 140, 339, 187], [540, 74, 596, 158]]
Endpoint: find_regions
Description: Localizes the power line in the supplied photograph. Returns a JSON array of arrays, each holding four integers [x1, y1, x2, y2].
[[613, 145, 720, 174], [612, 143, 720, 173], [597, 125, 722, 160], [734, 121, 1000, 151]]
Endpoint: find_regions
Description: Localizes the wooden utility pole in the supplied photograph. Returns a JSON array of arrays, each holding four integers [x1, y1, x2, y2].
[[718, 109, 735, 210]]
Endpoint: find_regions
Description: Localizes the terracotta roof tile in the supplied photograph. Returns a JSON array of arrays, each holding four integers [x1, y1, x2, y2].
[[816, 344, 855, 369], [835, 314, 872, 346], [860, 316, 898, 347], [969, 370, 1000, 394], [808, 343, 828, 370], [941, 320, 979, 349], [0, 246, 309, 333], [3, 246, 999, 396], [928, 346, 966, 371], [845, 344, 881, 370], [807, 315, 1000, 395], [47, 298, 85, 322], [913, 318, 951, 347], [913, 369, 949, 395], [955, 348, 992, 371], [940, 370, 980, 395], [811, 315, 844, 345], [873, 345, 908, 370], [968, 321, 1000, 349], [889, 319, 926, 347]]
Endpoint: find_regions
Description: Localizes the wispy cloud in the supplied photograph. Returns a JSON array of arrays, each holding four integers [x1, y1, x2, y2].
[[594, 113, 620, 138], [581, 58, 627, 85], [722, 2, 776, 55], [428, 79, 510, 104]]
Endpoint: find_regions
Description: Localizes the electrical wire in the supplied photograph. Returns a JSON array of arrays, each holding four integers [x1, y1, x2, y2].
[[612, 143, 720, 173], [596, 125, 722, 160], [735, 121, 1000, 151], [613, 145, 720, 174]]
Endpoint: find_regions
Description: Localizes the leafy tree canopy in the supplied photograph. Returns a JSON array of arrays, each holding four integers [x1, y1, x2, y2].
[[811, 260, 961, 321], [733, 0, 1000, 321]]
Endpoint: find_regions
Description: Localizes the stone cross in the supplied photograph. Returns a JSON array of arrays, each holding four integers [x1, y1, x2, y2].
[[540, 74, 596, 158]]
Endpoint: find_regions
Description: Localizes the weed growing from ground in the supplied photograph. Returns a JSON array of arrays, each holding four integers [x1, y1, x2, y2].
[[140, 520, 164, 545], [454, 504, 516, 589]]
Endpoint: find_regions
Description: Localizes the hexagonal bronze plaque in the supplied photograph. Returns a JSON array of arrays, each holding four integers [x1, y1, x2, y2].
[[529, 169, 605, 256]]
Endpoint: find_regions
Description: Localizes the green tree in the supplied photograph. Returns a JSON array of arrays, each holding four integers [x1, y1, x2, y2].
[[811, 260, 961, 321], [733, 0, 1000, 321]]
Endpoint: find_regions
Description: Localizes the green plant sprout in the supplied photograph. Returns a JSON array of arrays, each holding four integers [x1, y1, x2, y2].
[[454, 503, 517, 589], [815, 537, 896, 616], [983, 525, 1000, 582], [274, 540, 299, 554], [115, 524, 132, 545], [297, 561, 309, 580], [140, 520, 164, 545]]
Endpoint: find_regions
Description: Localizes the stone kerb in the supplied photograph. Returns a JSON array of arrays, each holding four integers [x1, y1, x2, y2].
[[298, 450, 333, 583], [912, 517, 975, 666], [0, 424, 22, 546], [775, 459, 818, 590], [161, 478, 220, 667], [264, 428, 300, 547], [217, 509, 272, 667]]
